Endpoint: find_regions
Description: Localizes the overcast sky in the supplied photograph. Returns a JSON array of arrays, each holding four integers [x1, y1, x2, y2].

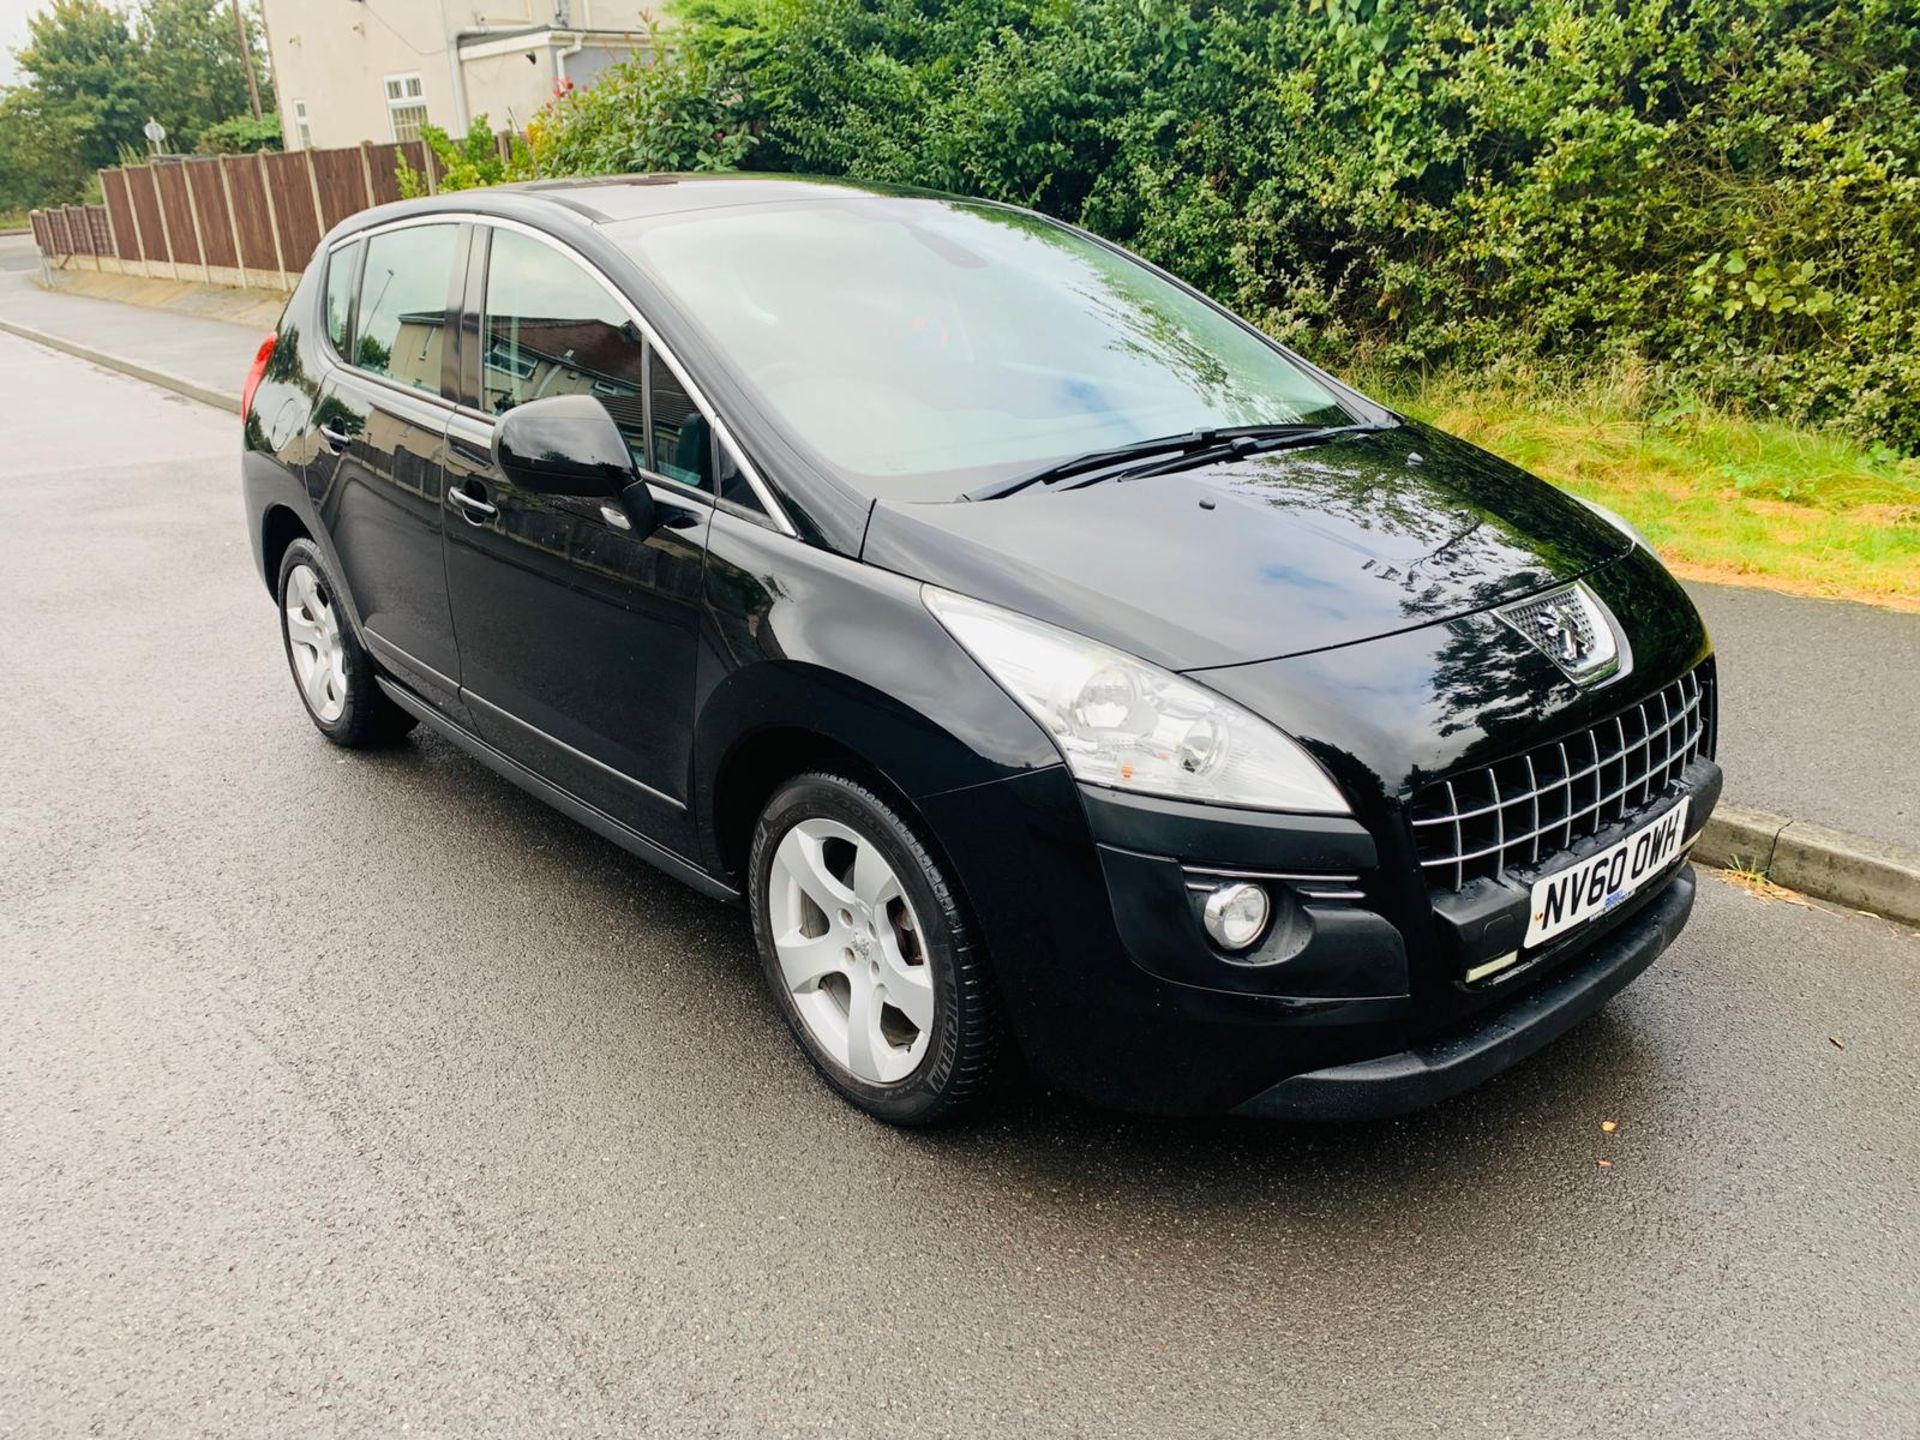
[[0, 0, 38, 86]]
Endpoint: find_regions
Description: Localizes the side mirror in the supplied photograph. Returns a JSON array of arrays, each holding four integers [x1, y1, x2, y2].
[[492, 394, 638, 501]]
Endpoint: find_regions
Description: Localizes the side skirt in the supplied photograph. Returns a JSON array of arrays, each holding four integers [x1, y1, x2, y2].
[[375, 676, 743, 907]]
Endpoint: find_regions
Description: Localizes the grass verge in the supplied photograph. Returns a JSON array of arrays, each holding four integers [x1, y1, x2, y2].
[[1376, 364, 1920, 611]]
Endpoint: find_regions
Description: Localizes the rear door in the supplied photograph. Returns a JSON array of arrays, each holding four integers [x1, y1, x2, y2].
[[440, 224, 717, 856], [307, 220, 467, 716]]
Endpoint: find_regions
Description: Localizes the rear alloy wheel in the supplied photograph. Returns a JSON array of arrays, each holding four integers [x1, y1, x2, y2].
[[284, 561, 348, 724], [276, 538, 417, 748], [750, 773, 1004, 1125]]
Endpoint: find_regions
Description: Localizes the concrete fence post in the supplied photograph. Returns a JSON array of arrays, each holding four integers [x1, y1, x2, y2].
[[217, 158, 245, 287], [123, 169, 150, 273], [359, 140, 378, 209], [147, 166, 179, 280], [256, 151, 288, 287], [303, 149, 324, 236], [101, 180, 124, 276], [183, 165, 215, 284]]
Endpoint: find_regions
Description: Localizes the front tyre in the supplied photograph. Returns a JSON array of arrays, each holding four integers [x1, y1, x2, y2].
[[749, 773, 1005, 1126], [276, 538, 417, 748]]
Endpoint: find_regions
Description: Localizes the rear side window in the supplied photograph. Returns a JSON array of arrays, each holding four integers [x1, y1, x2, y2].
[[481, 229, 647, 466], [354, 224, 458, 396], [323, 240, 359, 355]]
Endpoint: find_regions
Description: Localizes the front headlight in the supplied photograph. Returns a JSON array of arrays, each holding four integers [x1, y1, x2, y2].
[[1574, 495, 1656, 553], [922, 586, 1349, 814]]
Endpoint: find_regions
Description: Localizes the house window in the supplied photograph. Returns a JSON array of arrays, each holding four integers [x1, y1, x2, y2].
[[292, 99, 312, 149], [384, 73, 429, 143]]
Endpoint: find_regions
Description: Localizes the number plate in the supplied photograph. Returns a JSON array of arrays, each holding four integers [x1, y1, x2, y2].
[[1524, 798, 1691, 948]]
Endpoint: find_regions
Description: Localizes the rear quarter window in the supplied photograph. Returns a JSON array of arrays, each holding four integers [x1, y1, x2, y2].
[[323, 240, 360, 356]]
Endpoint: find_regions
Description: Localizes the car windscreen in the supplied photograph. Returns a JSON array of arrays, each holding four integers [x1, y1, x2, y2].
[[610, 197, 1351, 503]]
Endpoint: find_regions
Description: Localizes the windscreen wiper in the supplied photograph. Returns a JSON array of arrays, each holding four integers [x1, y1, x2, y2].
[[962, 429, 1237, 502], [961, 421, 1388, 502], [1056, 421, 1389, 490]]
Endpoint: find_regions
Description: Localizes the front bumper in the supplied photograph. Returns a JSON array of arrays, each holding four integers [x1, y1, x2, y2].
[[1231, 864, 1695, 1121], [915, 755, 1720, 1119]]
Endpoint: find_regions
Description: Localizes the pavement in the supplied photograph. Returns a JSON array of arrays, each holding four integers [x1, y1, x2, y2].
[[1688, 584, 1918, 846], [4, 316, 1920, 1437], [0, 238, 263, 406]]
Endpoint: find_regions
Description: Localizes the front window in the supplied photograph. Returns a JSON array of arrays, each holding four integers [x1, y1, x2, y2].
[[481, 227, 662, 470], [384, 73, 428, 143], [612, 196, 1350, 502]]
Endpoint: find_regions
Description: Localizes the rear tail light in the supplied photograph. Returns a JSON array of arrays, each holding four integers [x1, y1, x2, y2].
[[241, 333, 277, 419]]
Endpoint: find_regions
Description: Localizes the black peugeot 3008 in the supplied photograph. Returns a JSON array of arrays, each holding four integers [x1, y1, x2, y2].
[[241, 176, 1721, 1125]]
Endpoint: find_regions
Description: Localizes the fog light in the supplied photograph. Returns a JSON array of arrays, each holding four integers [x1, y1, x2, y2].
[[1202, 882, 1270, 951]]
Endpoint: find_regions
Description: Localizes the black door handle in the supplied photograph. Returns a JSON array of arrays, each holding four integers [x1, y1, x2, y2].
[[318, 421, 351, 453]]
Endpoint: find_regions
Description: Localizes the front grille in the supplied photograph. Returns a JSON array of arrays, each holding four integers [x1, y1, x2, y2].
[[1410, 659, 1718, 892]]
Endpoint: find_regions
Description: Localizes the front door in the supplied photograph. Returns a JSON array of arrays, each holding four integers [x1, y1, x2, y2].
[[441, 225, 716, 857], [307, 220, 465, 716]]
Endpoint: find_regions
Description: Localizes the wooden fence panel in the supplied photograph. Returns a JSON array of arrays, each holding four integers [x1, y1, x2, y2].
[[128, 166, 166, 262], [262, 151, 321, 264], [185, 158, 238, 268], [60, 205, 94, 255], [365, 141, 423, 206], [101, 171, 139, 259], [38, 131, 521, 280], [154, 162, 201, 266], [310, 146, 370, 229], [221, 155, 278, 273]]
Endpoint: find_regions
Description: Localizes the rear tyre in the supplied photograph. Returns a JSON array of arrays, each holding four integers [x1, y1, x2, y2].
[[749, 772, 1005, 1126], [276, 538, 417, 748]]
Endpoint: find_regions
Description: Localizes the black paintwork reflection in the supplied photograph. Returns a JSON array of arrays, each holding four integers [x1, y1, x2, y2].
[[306, 372, 463, 703], [1194, 545, 1712, 809], [442, 411, 708, 854], [692, 509, 1064, 872], [494, 394, 637, 499], [861, 421, 1630, 671]]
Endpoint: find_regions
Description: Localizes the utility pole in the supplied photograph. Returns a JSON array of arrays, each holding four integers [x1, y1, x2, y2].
[[231, 0, 263, 122]]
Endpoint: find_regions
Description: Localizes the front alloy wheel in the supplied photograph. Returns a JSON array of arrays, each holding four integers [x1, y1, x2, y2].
[[749, 772, 1005, 1125], [768, 816, 936, 1084]]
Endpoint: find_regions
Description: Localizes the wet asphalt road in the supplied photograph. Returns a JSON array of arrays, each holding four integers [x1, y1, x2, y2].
[[3, 334, 1918, 1438]]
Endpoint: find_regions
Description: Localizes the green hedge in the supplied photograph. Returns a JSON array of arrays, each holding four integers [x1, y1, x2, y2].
[[538, 0, 1920, 451]]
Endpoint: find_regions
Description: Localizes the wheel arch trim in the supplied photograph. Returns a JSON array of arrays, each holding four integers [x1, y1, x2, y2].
[[693, 660, 1062, 886]]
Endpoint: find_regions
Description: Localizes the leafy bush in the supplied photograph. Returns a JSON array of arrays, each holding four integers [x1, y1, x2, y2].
[[530, 0, 1920, 452], [197, 112, 280, 154], [12, 0, 274, 174], [0, 87, 91, 212], [397, 116, 537, 196], [527, 37, 754, 176]]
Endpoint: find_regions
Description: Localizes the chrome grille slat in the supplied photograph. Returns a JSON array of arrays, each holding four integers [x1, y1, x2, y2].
[[1524, 754, 1542, 866], [1409, 660, 1718, 890], [1444, 779, 1465, 892], [1408, 688, 1702, 826]]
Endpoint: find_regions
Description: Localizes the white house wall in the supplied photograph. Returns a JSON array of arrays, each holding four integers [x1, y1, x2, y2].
[[262, 0, 659, 151]]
